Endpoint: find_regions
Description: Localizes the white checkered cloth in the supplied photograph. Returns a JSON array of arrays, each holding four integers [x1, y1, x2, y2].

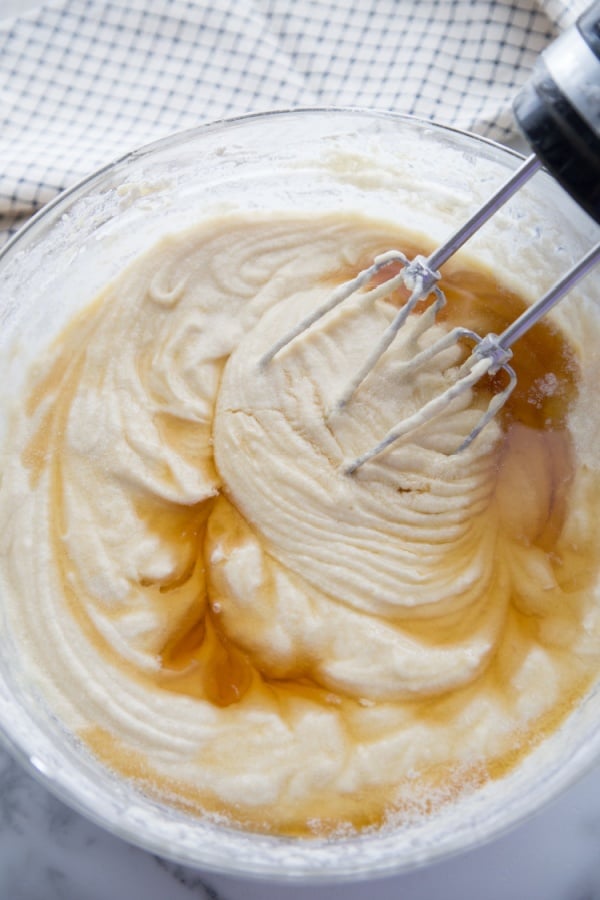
[[0, 0, 590, 246]]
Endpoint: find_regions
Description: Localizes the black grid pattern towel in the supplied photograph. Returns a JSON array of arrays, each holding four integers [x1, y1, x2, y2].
[[0, 0, 589, 244]]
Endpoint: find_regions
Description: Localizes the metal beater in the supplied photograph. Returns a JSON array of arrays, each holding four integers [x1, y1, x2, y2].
[[262, 1, 600, 473]]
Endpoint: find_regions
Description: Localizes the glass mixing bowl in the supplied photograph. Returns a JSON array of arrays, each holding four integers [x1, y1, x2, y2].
[[0, 109, 599, 882]]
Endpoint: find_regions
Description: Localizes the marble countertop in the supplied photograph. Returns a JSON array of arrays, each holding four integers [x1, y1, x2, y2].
[[1, 742, 600, 900]]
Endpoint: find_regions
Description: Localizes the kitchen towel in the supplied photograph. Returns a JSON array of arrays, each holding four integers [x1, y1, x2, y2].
[[0, 0, 590, 245]]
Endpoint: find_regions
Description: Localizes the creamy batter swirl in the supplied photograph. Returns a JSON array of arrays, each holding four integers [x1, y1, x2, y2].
[[213, 278, 504, 700], [1, 212, 599, 835]]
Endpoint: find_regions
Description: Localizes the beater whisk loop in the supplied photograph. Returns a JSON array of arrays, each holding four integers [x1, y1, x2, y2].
[[342, 330, 517, 475], [333, 258, 444, 413], [259, 249, 412, 368]]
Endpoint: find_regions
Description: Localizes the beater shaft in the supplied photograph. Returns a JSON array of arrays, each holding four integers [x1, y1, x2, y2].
[[426, 155, 542, 274]]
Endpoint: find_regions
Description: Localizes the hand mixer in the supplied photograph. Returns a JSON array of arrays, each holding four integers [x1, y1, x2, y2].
[[262, 1, 600, 474]]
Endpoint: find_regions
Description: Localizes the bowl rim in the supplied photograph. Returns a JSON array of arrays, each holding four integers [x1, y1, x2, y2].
[[0, 106, 526, 264]]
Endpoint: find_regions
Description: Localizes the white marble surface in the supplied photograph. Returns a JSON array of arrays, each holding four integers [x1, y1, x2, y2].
[[1, 741, 600, 900], [3, 1, 600, 897]]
